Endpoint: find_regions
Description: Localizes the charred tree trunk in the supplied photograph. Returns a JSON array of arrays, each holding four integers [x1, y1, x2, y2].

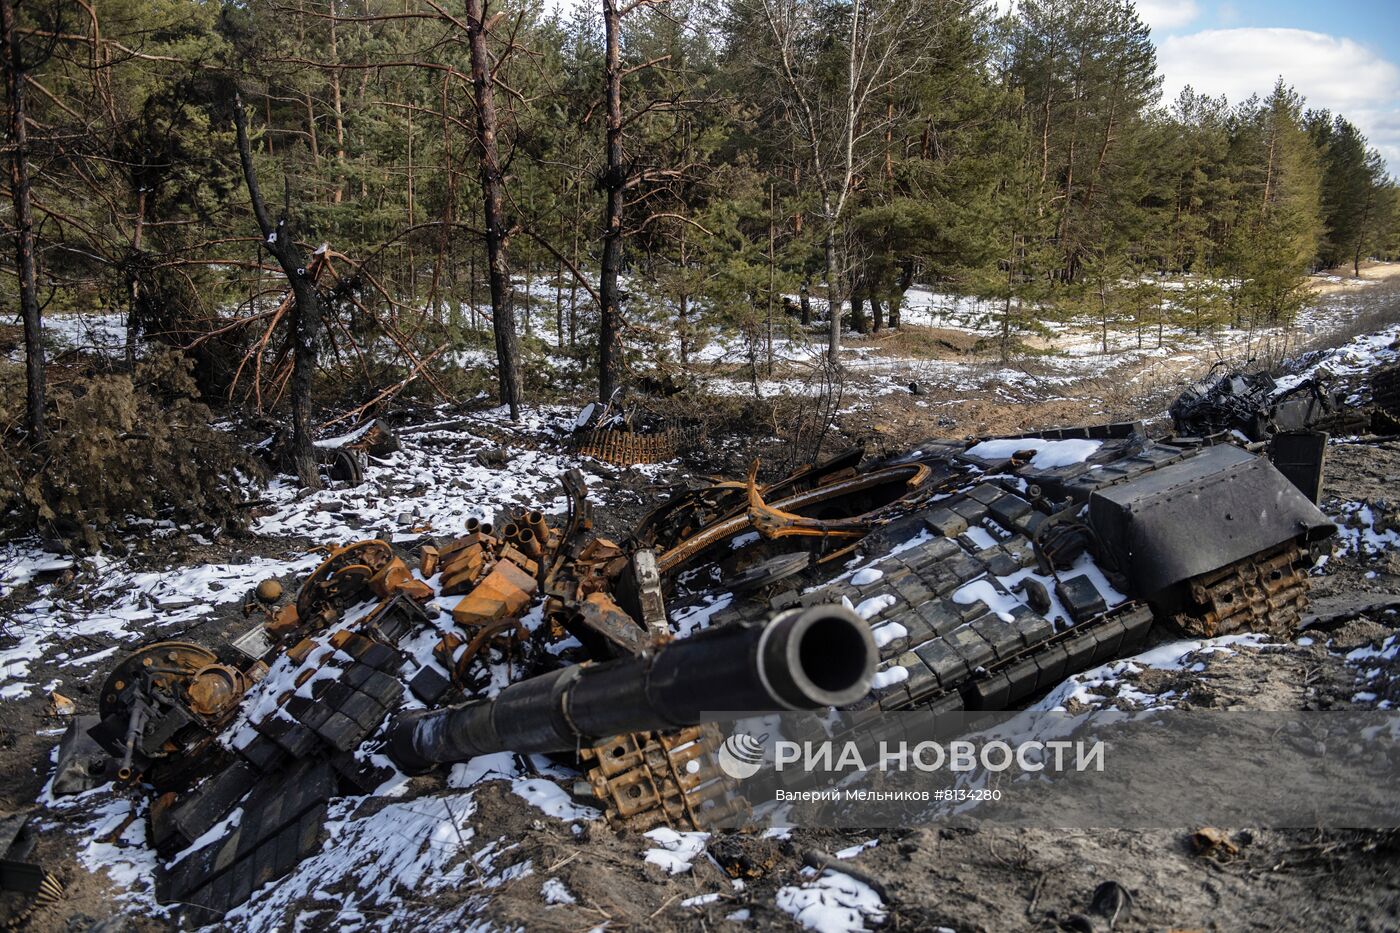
[[2, 0, 43, 442], [869, 293, 883, 332], [233, 93, 323, 490], [598, 0, 625, 402], [890, 258, 914, 329], [849, 278, 867, 334], [466, 0, 521, 419], [800, 278, 811, 325], [678, 225, 690, 367]]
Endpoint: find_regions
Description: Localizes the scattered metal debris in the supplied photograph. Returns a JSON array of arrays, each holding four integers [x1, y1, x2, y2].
[[1189, 826, 1239, 858], [0, 811, 63, 929], [66, 413, 1339, 922], [1169, 366, 1351, 441]]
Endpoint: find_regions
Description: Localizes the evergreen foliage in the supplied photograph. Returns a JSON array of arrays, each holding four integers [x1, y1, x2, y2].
[[0, 0, 1395, 414]]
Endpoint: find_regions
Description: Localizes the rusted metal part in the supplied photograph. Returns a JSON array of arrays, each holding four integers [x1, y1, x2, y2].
[[419, 544, 439, 577], [295, 540, 395, 618], [271, 540, 434, 647], [434, 616, 528, 686], [576, 425, 682, 465], [759, 445, 865, 500], [569, 591, 650, 655], [579, 725, 748, 830], [370, 556, 434, 602], [1172, 542, 1310, 638], [185, 665, 248, 719], [655, 461, 937, 575], [90, 642, 252, 786], [632, 481, 750, 550], [541, 532, 648, 654], [438, 533, 493, 595], [631, 447, 864, 550], [525, 509, 551, 546], [452, 558, 538, 628]]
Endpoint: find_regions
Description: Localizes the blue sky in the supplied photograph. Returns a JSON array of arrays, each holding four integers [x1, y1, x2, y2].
[[1139, 0, 1400, 173]]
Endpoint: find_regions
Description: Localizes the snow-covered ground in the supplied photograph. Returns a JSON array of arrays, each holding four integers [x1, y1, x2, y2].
[[27, 265, 1390, 414], [5, 273, 1399, 930]]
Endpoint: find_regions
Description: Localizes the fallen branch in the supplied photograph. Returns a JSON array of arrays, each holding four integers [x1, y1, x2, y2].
[[320, 343, 451, 430]]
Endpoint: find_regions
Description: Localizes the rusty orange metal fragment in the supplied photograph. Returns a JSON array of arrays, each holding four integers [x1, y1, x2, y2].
[[420, 545, 440, 578]]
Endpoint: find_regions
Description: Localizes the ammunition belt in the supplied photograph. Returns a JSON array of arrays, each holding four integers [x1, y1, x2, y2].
[[0, 867, 63, 930]]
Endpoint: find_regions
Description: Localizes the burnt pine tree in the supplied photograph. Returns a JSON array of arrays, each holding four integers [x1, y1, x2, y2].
[[597, 0, 627, 402], [1, 0, 43, 442], [466, 0, 522, 419], [232, 92, 323, 490]]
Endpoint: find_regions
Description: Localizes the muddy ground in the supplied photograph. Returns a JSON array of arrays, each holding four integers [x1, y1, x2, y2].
[[6, 273, 1400, 932]]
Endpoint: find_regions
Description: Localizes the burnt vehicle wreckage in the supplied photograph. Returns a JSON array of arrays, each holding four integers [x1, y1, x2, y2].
[[44, 401, 1349, 921], [1168, 359, 1400, 499]]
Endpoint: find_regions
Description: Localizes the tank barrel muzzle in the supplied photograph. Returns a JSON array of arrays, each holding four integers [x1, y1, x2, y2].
[[387, 604, 874, 773]]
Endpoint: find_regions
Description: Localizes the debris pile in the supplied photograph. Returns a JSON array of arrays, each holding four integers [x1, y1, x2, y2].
[[51, 416, 1338, 923], [1169, 366, 1348, 441]]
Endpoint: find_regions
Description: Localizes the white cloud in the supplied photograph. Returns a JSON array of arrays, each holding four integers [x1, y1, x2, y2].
[[1158, 28, 1400, 174], [1135, 0, 1200, 33]]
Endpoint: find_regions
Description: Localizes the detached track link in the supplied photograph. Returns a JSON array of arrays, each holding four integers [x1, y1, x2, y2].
[[1174, 542, 1311, 638], [581, 725, 748, 830], [576, 425, 683, 466]]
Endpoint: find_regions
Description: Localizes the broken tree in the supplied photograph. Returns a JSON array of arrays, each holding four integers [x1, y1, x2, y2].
[[232, 91, 324, 490]]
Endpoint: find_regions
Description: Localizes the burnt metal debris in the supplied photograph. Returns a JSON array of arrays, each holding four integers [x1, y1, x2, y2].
[[1169, 366, 1350, 441], [1166, 362, 1400, 502], [0, 810, 63, 930], [58, 412, 1338, 921]]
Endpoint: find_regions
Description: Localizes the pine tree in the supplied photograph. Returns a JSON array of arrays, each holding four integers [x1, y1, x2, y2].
[[1224, 82, 1323, 325]]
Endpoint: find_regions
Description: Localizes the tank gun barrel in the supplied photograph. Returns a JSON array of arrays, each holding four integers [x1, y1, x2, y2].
[[388, 604, 874, 772]]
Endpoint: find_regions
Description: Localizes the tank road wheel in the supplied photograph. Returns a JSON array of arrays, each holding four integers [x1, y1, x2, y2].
[[98, 641, 224, 723], [296, 540, 396, 618]]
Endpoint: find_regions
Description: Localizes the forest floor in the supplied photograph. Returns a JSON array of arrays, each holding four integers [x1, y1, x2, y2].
[[3, 266, 1400, 932]]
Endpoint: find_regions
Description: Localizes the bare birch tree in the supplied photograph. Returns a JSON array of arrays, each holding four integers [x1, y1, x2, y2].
[[754, 0, 942, 362]]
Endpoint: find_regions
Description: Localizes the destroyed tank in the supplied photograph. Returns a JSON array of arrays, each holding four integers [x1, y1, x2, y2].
[[1168, 365, 1349, 441], [66, 419, 1335, 922]]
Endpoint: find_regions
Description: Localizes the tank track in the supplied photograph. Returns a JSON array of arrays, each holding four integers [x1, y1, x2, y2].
[[1172, 542, 1310, 638], [580, 725, 748, 830], [575, 425, 682, 466]]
